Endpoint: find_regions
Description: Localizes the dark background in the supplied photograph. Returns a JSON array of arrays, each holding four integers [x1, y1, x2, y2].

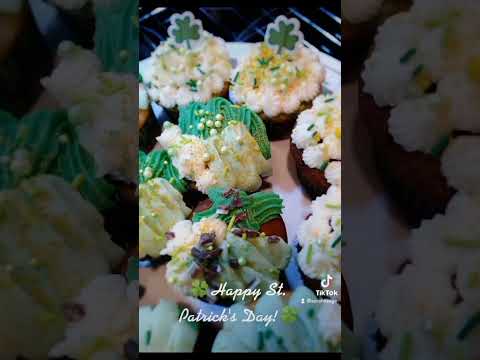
[[139, 6, 341, 61]]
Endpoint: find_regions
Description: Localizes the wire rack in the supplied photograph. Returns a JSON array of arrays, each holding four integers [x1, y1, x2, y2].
[[139, 6, 341, 61]]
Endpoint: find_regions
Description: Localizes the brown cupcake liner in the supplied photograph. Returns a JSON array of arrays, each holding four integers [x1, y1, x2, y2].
[[290, 140, 330, 199]]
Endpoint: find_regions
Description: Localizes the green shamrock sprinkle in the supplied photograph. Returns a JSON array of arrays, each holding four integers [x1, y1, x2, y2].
[[191, 279, 209, 298], [266, 17, 301, 54], [186, 79, 198, 92], [281, 305, 299, 324]]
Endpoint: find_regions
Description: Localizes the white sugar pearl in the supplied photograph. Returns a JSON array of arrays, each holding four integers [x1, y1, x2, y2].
[[198, 123, 205, 130], [143, 167, 153, 178], [210, 128, 218, 136], [214, 121, 222, 128], [215, 114, 224, 121], [206, 120, 214, 127]]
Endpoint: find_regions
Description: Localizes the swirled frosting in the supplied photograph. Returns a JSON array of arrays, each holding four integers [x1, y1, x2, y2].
[[230, 43, 325, 117], [139, 178, 191, 257], [144, 31, 231, 109], [139, 300, 198, 352], [292, 93, 341, 171], [138, 150, 187, 193], [0, 175, 124, 358], [192, 187, 284, 231], [297, 185, 341, 281], [157, 122, 271, 194], [161, 216, 291, 301], [212, 286, 340, 352], [49, 275, 138, 359], [41, 41, 137, 183], [0, 110, 115, 211], [179, 97, 271, 159]]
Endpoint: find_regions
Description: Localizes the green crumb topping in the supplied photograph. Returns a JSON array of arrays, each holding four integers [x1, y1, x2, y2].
[[192, 187, 284, 230], [400, 48, 417, 64], [178, 97, 271, 159], [306, 243, 314, 265], [319, 161, 329, 172], [138, 150, 187, 192], [186, 79, 198, 92]]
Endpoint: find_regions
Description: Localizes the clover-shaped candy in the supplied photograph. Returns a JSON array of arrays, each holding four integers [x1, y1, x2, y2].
[[167, 11, 203, 50], [265, 15, 304, 54], [191, 279, 209, 298], [281, 305, 299, 324]]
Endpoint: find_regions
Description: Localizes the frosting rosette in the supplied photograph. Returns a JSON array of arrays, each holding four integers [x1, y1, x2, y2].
[[230, 42, 324, 117], [139, 177, 191, 258], [0, 175, 124, 358], [212, 286, 340, 352], [143, 31, 231, 109]]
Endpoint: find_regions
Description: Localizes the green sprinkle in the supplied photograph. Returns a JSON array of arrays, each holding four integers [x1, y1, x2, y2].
[[233, 72, 239, 83], [326, 203, 340, 209], [253, 77, 258, 88], [257, 57, 272, 67], [444, 238, 480, 249], [307, 308, 315, 319], [400, 48, 417, 64], [307, 124, 315, 131], [186, 79, 198, 92], [457, 312, 480, 341], [324, 97, 335, 103], [306, 243, 314, 265], [257, 332, 265, 350], [270, 66, 280, 71], [145, 330, 152, 346], [413, 64, 425, 77], [430, 134, 450, 158], [399, 332, 413, 360], [319, 161, 329, 172], [331, 234, 342, 248], [196, 65, 205, 75]]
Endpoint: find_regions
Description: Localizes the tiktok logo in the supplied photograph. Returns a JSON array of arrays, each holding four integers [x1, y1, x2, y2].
[[321, 274, 334, 289]]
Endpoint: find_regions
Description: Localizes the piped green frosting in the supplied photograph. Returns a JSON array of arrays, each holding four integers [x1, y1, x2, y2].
[[138, 150, 187, 192], [192, 187, 283, 230], [178, 97, 271, 159], [0, 110, 114, 210], [94, 0, 138, 74]]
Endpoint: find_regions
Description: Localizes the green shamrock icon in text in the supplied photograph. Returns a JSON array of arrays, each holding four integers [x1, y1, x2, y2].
[[265, 15, 304, 54], [192, 279, 209, 298], [168, 11, 203, 50], [281, 305, 299, 324]]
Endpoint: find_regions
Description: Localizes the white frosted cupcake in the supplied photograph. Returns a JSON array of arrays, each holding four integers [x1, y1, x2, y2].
[[290, 93, 341, 198], [296, 185, 341, 295], [143, 12, 231, 116], [229, 16, 325, 138]]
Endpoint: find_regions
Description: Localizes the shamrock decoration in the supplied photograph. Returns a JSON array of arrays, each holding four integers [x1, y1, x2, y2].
[[167, 11, 203, 50], [265, 15, 304, 54], [281, 305, 299, 324], [191, 279, 209, 298]]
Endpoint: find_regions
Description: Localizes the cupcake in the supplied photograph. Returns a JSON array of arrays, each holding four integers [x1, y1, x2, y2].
[[0, 174, 124, 359], [156, 97, 272, 195], [212, 286, 341, 352], [142, 11, 231, 118], [229, 16, 325, 139], [139, 299, 199, 352], [296, 185, 341, 295], [139, 177, 191, 259], [160, 187, 292, 305], [359, 1, 480, 226], [290, 93, 341, 198], [49, 274, 138, 359]]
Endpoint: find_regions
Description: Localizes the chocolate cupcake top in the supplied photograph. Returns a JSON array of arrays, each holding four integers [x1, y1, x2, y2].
[[212, 286, 341, 352], [229, 16, 324, 118], [297, 185, 341, 286], [139, 299, 199, 352], [143, 12, 232, 109], [291, 93, 341, 186], [0, 110, 115, 210], [160, 187, 290, 302], [157, 116, 271, 194], [0, 175, 124, 358], [139, 177, 191, 258]]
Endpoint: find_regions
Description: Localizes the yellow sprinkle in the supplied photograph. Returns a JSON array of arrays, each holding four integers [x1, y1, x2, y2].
[[227, 215, 236, 232], [468, 56, 480, 83], [415, 70, 433, 92], [314, 133, 322, 143], [335, 128, 341, 139]]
